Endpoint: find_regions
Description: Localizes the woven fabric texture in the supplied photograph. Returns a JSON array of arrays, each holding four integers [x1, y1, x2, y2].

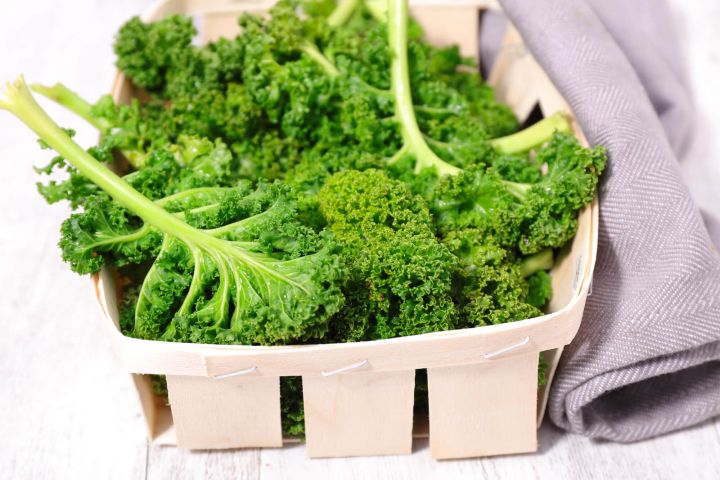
[[498, 0, 720, 441]]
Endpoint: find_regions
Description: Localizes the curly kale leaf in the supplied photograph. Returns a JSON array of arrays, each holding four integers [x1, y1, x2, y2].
[[515, 133, 607, 254], [114, 15, 197, 95], [526, 270, 553, 309], [430, 166, 522, 243], [37, 1, 528, 187], [70, 181, 344, 346], [319, 169, 457, 340], [280, 376, 306, 437], [431, 133, 606, 254], [104, 1, 520, 178], [60, 195, 161, 274], [34, 131, 237, 209], [114, 14, 245, 98], [2, 79, 345, 346], [442, 229, 542, 327]]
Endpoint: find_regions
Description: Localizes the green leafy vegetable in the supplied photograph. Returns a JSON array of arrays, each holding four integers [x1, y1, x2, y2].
[[1, 0, 607, 438], [319, 169, 457, 340], [1, 78, 344, 346]]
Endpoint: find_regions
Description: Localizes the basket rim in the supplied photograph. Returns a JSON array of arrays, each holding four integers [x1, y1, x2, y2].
[[92, 198, 597, 376]]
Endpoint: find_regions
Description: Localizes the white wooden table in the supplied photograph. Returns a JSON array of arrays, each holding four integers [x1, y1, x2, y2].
[[1, 1, 718, 478]]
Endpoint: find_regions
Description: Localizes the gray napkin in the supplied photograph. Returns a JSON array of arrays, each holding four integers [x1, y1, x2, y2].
[[495, 0, 720, 441]]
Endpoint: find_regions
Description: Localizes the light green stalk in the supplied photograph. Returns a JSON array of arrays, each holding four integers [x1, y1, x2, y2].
[[0, 76, 290, 279], [2, 78, 197, 239], [519, 249, 554, 277], [327, 0, 361, 27], [299, 41, 340, 77], [490, 112, 572, 154], [31, 82, 111, 131], [388, 0, 461, 176]]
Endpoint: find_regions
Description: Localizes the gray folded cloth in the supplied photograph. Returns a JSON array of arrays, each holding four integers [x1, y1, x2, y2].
[[495, 0, 720, 441]]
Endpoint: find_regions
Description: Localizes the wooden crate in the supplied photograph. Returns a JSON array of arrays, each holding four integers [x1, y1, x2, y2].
[[93, 0, 599, 459]]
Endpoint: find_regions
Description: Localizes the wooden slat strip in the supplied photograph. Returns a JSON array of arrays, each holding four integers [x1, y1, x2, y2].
[[427, 352, 539, 459], [166, 375, 283, 449], [302, 370, 415, 457]]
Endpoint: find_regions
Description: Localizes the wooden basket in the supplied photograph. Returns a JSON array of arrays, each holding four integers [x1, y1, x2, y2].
[[93, 0, 599, 459]]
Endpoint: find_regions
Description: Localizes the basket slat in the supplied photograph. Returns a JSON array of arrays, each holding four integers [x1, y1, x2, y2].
[[302, 369, 415, 457], [427, 351, 539, 459], [166, 374, 283, 449]]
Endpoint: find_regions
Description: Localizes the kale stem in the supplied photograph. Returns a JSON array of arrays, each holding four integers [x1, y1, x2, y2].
[[519, 249, 554, 277], [300, 41, 340, 78], [1, 77, 203, 244], [388, 0, 460, 176], [502, 180, 531, 200], [415, 104, 459, 116], [327, 0, 360, 27], [364, 0, 388, 22], [490, 112, 571, 154], [31, 82, 111, 131], [386, 143, 409, 165], [1, 77, 316, 285], [355, 77, 392, 98], [31, 82, 149, 169]]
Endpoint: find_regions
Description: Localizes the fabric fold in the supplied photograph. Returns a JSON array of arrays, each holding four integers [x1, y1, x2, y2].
[[498, 0, 720, 441]]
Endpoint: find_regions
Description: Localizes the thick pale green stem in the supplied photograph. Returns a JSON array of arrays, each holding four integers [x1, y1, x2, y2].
[[364, 0, 388, 22], [1, 77, 204, 244], [520, 249, 554, 277], [388, 0, 460, 176], [300, 0, 363, 77], [32, 82, 148, 169], [490, 112, 572, 154], [31, 83, 110, 131], [2, 77, 310, 282], [326, 0, 360, 27]]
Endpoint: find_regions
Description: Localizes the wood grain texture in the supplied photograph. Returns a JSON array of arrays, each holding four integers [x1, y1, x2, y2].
[[1, 0, 719, 478], [146, 445, 261, 480], [166, 375, 283, 449], [302, 370, 415, 457], [427, 352, 539, 459]]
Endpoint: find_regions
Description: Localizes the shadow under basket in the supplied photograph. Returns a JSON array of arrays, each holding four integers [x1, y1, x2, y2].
[[92, 0, 599, 460]]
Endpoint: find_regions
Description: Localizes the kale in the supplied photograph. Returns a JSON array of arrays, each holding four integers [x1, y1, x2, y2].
[[1, 0, 606, 438]]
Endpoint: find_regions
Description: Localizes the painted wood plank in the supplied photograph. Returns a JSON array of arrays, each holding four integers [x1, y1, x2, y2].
[[146, 445, 261, 480], [0, 1, 158, 478], [258, 420, 720, 480]]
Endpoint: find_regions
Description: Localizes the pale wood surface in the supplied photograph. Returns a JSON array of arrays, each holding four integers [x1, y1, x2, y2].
[[166, 374, 283, 449], [0, 0, 719, 478], [303, 370, 415, 457], [427, 352, 539, 459]]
